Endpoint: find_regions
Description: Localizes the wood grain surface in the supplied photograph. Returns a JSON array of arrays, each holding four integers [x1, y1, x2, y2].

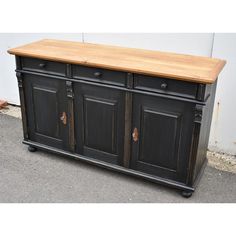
[[8, 39, 226, 84]]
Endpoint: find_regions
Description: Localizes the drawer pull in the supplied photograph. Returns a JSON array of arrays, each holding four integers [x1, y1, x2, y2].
[[161, 83, 168, 89], [94, 72, 102, 78], [132, 127, 139, 142], [39, 63, 46, 69], [60, 112, 67, 125]]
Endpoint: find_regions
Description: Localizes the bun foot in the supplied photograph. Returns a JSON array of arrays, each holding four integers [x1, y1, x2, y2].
[[28, 145, 37, 152], [181, 190, 193, 198]]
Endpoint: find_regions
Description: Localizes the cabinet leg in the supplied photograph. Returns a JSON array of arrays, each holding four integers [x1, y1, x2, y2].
[[28, 145, 37, 152], [181, 190, 193, 198]]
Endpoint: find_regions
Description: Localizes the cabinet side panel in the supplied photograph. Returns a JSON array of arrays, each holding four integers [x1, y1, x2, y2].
[[193, 81, 217, 182]]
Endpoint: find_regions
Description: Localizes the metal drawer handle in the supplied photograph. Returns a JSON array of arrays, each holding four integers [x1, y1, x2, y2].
[[60, 112, 67, 125], [161, 82, 168, 89], [94, 72, 102, 78], [39, 63, 46, 69], [132, 127, 139, 142]]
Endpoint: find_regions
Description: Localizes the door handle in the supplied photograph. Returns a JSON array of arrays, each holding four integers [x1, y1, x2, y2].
[[94, 71, 102, 78], [60, 112, 67, 125], [161, 82, 168, 89], [39, 63, 46, 69], [132, 127, 139, 142]]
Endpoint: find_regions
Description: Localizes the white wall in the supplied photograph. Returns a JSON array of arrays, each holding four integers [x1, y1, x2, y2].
[[83, 33, 213, 56], [0, 33, 83, 105], [208, 34, 236, 155], [0, 33, 235, 155]]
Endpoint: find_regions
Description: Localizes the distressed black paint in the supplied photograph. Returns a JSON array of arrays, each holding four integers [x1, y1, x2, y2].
[[14, 57, 217, 197]]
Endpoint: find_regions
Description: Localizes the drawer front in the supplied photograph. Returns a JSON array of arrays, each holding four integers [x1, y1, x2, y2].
[[72, 65, 126, 87], [21, 57, 66, 76], [134, 74, 198, 99]]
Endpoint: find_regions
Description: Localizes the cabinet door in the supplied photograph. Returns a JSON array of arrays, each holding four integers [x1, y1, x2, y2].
[[24, 74, 69, 150], [131, 94, 194, 183], [74, 83, 125, 165]]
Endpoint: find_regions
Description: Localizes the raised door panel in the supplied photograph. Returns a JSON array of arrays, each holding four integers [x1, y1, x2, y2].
[[32, 86, 60, 138], [131, 94, 195, 183], [84, 97, 118, 154], [74, 83, 125, 165], [24, 74, 68, 150], [139, 109, 182, 171]]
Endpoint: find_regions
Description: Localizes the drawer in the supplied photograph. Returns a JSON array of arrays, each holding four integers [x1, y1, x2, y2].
[[134, 74, 198, 99], [21, 57, 66, 76], [72, 65, 126, 87]]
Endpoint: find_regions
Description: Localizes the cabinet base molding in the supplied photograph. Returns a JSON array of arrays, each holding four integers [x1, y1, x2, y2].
[[23, 140, 195, 195]]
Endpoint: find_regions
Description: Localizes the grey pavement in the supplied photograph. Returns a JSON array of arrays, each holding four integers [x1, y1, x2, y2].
[[0, 113, 235, 203]]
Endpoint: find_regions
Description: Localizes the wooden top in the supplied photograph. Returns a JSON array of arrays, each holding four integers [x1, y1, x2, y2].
[[8, 39, 226, 84]]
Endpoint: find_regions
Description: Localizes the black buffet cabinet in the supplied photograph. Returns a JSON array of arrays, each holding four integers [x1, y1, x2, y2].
[[8, 39, 226, 197]]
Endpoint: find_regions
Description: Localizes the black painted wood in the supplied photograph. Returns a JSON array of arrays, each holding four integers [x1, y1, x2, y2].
[[13, 56, 218, 197], [74, 82, 125, 165], [21, 57, 66, 76], [72, 64, 126, 87], [191, 81, 217, 185], [15, 69, 208, 105], [134, 74, 198, 99], [130, 94, 195, 183], [16, 56, 29, 140], [66, 80, 75, 152], [23, 73, 69, 150]]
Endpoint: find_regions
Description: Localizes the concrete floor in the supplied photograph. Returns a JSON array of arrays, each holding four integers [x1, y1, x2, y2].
[[0, 113, 236, 203]]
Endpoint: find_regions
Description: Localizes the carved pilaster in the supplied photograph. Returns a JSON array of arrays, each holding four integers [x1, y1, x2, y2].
[[66, 80, 75, 151], [126, 72, 134, 89], [16, 72, 23, 88], [66, 64, 72, 78], [66, 81, 74, 99], [187, 103, 204, 185], [123, 91, 132, 168], [16, 71, 28, 139], [194, 104, 203, 123]]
